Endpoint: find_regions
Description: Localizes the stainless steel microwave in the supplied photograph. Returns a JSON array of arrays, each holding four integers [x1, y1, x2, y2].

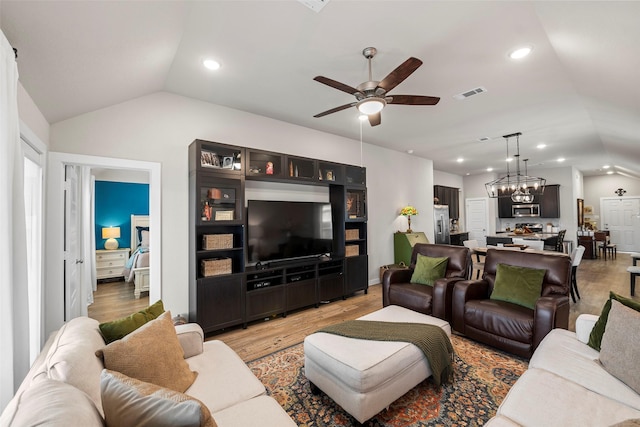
[[512, 204, 540, 217]]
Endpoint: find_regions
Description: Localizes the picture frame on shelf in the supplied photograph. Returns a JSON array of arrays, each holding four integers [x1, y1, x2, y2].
[[222, 156, 234, 169], [347, 192, 359, 218], [325, 170, 334, 181], [201, 150, 221, 168]]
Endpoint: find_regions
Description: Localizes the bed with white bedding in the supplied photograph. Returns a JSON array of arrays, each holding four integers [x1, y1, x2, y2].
[[122, 214, 150, 298]]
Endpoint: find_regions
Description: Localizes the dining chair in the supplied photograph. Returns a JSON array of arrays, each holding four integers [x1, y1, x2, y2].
[[594, 231, 609, 259], [463, 239, 484, 279], [555, 229, 567, 252], [569, 245, 586, 303]]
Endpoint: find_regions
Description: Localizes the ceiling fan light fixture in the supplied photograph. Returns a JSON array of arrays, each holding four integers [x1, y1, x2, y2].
[[357, 98, 385, 115]]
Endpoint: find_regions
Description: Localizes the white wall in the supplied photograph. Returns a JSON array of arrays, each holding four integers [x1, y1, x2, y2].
[[18, 82, 49, 146], [584, 174, 640, 219], [49, 91, 433, 319], [93, 168, 150, 184]]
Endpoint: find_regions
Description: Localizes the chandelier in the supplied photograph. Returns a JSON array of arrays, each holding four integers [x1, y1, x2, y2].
[[485, 132, 546, 202]]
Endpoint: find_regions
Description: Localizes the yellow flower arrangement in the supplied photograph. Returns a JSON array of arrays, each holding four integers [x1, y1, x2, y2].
[[400, 206, 418, 216]]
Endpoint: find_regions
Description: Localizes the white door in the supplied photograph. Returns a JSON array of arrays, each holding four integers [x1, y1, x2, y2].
[[64, 165, 82, 321], [602, 197, 640, 252], [466, 198, 489, 246]]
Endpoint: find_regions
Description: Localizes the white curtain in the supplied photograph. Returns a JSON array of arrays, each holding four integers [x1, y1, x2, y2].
[[0, 31, 30, 412], [80, 167, 96, 312]]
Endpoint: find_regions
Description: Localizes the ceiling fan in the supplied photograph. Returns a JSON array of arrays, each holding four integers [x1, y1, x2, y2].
[[313, 47, 440, 126]]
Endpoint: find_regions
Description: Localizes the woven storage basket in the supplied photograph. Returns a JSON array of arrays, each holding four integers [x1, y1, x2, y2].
[[201, 258, 232, 277], [203, 234, 233, 250], [345, 229, 359, 241], [345, 245, 359, 257]]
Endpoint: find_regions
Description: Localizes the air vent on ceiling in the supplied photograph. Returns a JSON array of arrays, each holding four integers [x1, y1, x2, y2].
[[478, 137, 491, 142], [454, 86, 487, 100], [297, 0, 330, 12]]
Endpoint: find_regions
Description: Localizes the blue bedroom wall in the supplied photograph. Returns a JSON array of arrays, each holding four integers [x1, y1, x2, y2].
[[95, 181, 149, 250]]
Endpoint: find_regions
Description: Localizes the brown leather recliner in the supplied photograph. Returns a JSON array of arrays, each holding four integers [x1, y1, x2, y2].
[[382, 243, 472, 321], [452, 248, 572, 358]]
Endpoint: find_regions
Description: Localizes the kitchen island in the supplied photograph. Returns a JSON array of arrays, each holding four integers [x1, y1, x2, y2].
[[486, 233, 559, 247]]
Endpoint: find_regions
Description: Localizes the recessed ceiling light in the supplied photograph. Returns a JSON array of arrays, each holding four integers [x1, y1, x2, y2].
[[466, 173, 470, 176], [537, 143, 546, 149], [407, 149, 414, 154], [457, 157, 464, 163], [607, 171, 614, 175], [203, 59, 221, 70], [509, 46, 533, 60], [603, 164, 610, 169], [487, 167, 493, 172], [557, 157, 565, 162]]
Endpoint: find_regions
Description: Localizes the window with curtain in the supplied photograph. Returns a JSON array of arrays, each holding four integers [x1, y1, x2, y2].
[[22, 138, 44, 364]]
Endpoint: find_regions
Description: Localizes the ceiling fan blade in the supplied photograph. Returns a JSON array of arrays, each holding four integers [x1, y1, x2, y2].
[[314, 102, 356, 118], [377, 57, 423, 93], [313, 76, 362, 96], [388, 95, 440, 105], [368, 112, 381, 126]]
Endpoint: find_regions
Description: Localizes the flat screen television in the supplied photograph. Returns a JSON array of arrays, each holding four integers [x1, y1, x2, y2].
[[247, 200, 333, 263]]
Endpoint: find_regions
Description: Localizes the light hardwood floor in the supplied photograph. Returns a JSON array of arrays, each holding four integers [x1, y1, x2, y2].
[[88, 252, 637, 363]]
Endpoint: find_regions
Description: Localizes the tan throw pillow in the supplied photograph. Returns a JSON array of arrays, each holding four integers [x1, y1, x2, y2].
[[101, 369, 216, 427], [599, 299, 640, 395], [96, 311, 197, 393]]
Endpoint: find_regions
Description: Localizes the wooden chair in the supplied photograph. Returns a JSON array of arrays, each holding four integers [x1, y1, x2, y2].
[[555, 229, 567, 252], [594, 231, 616, 260], [463, 239, 484, 279]]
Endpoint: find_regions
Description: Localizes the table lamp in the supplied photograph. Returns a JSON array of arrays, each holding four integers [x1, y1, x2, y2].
[[102, 226, 121, 250], [400, 205, 418, 233]]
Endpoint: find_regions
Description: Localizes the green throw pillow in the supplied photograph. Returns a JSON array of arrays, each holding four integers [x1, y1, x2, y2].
[[490, 263, 546, 310], [588, 291, 640, 351], [99, 300, 165, 344], [410, 254, 448, 286]]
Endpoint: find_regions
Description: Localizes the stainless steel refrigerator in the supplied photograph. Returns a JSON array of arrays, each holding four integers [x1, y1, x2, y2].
[[434, 205, 451, 244]]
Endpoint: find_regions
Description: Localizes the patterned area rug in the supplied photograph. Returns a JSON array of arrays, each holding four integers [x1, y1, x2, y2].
[[248, 334, 527, 426]]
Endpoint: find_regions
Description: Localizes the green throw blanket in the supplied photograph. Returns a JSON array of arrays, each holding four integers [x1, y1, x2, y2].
[[317, 320, 454, 387]]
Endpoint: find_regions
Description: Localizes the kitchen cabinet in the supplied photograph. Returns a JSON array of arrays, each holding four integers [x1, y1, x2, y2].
[[433, 185, 459, 220], [497, 184, 560, 219], [498, 197, 513, 218], [540, 184, 560, 218], [450, 232, 469, 246]]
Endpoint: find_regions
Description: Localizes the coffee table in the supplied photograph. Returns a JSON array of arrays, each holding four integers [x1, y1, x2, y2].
[[303, 305, 451, 423]]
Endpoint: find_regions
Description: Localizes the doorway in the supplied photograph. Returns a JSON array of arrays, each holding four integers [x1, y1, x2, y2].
[[465, 197, 490, 246], [44, 152, 161, 338], [601, 197, 640, 252]]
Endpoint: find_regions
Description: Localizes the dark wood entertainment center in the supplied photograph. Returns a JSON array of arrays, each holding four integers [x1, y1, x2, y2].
[[188, 139, 369, 334]]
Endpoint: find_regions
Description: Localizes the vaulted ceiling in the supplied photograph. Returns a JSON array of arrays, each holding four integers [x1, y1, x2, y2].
[[2, 1, 639, 178]]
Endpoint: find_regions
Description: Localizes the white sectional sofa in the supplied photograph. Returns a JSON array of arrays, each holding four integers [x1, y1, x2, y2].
[[0, 316, 296, 427], [487, 314, 640, 426]]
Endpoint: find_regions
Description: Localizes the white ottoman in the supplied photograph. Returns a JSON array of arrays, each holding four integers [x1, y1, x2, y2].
[[304, 305, 451, 423]]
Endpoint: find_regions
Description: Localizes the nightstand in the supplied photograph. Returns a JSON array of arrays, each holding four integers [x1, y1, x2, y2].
[[96, 248, 130, 280]]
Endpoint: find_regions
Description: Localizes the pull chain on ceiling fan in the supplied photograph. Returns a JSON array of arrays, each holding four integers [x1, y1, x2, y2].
[[313, 47, 440, 127]]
